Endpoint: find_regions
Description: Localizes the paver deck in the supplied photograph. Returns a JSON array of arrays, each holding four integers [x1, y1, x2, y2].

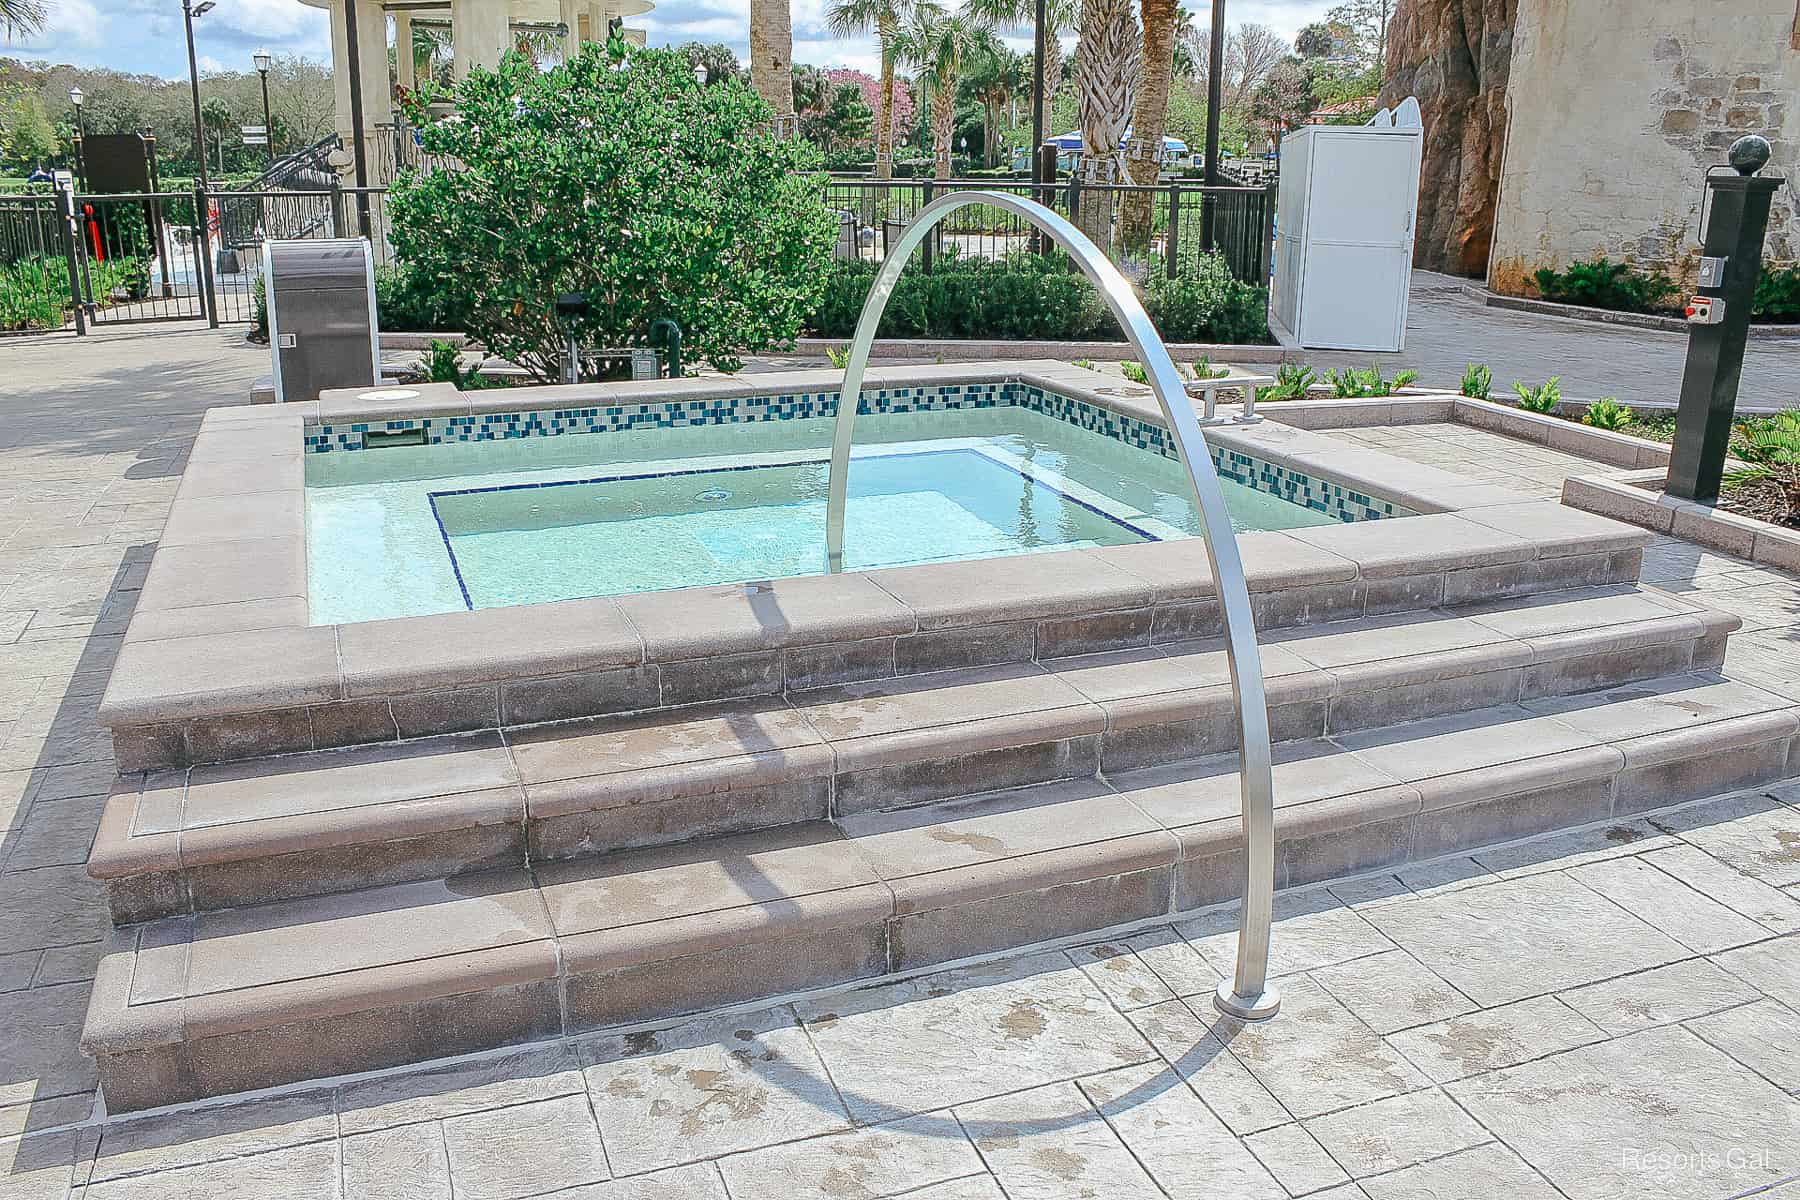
[[0, 328, 1796, 1197]]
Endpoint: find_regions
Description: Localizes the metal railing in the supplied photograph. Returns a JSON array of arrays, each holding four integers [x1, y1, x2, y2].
[[821, 175, 1277, 285], [829, 189, 1280, 1021]]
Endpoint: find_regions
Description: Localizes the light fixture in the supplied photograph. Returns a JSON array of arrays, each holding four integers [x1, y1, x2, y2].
[[192, 1, 215, 15], [68, 85, 84, 108], [693, 62, 708, 85], [253, 48, 272, 73]]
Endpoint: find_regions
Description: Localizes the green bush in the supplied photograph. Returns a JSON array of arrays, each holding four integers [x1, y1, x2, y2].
[[806, 250, 1270, 345], [391, 41, 836, 378], [0, 255, 135, 331], [376, 262, 471, 332], [1724, 409, 1800, 520], [1460, 363, 1492, 400], [1327, 365, 1417, 398], [1754, 264, 1800, 322], [1581, 397, 1635, 431], [1532, 257, 1678, 314], [1512, 376, 1563, 413], [1256, 362, 1316, 402]]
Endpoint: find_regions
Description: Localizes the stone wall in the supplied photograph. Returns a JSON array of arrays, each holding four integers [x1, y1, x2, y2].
[[1489, 1, 1799, 295], [1380, 0, 1517, 277]]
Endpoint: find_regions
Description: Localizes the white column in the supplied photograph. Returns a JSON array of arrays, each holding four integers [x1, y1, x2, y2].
[[357, 0, 393, 127], [395, 12, 417, 91], [557, 0, 580, 60], [451, 0, 509, 78]]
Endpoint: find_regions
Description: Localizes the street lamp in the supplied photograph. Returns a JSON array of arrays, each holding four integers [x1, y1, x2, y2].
[[68, 86, 85, 189], [253, 48, 275, 164], [182, 0, 215, 193], [693, 61, 708, 86]]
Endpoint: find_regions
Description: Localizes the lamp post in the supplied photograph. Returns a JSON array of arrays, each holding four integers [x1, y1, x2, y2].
[[182, 0, 219, 326], [68, 86, 86, 190], [342, 0, 372, 238], [693, 61, 708, 86], [254, 48, 275, 163]]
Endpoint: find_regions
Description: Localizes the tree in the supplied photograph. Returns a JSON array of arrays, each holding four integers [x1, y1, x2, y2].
[[894, 1, 995, 179], [200, 95, 233, 173], [1, 88, 56, 167], [1325, 0, 1393, 77], [800, 81, 873, 156], [1250, 55, 1315, 134], [749, 0, 798, 133], [679, 41, 745, 86], [390, 44, 836, 377], [1294, 22, 1335, 60], [826, 0, 915, 180], [1074, 0, 1136, 246], [0, 0, 45, 39], [966, 0, 1074, 163], [1120, 0, 1177, 247], [963, 43, 1023, 167]]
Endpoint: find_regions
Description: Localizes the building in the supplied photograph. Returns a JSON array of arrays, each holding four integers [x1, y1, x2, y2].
[[301, 0, 654, 186], [1384, 0, 1798, 289]]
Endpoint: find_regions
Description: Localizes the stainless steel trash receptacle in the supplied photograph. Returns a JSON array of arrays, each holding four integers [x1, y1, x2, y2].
[[264, 238, 378, 404]]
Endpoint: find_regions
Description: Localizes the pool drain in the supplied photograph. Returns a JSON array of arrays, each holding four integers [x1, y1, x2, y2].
[[695, 488, 733, 502]]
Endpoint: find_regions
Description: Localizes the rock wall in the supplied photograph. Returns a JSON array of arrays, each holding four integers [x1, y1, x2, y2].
[[1379, 0, 1516, 277], [1488, 2, 1799, 294]]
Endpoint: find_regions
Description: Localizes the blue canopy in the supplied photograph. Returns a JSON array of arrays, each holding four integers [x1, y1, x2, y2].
[[1044, 130, 1189, 154]]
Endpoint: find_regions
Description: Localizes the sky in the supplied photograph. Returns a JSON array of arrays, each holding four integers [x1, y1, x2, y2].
[[4, 0, 1335, 82]]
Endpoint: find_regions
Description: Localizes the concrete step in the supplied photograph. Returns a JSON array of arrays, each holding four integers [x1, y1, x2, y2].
[[89, 586, 1739, 923], [83, 671, 1800, 1112]]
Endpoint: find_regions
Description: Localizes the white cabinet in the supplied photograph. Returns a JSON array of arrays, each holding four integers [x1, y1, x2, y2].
[[1268, 107, 1423, 352]]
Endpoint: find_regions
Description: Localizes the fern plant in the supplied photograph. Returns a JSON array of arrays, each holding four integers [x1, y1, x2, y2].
[[1512, 376, 1563, 413], [1255, 363, 1316, 402], [1460, 363, 1492, 400], [1191, 356, 1230, 380], [1724, 410, 1800, 517], [1119, 360, 1149, 384], [825, 346, 850, 369], [1581, 397, 1635, 431]]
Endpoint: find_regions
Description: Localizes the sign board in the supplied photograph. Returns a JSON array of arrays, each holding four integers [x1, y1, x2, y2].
[[83, 133, 154, 193], [241, 125, 266, 135], [242, 134, 269, 146]]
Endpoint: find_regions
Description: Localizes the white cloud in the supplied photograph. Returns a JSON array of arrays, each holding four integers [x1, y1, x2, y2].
[[13, 0, 108, 48]]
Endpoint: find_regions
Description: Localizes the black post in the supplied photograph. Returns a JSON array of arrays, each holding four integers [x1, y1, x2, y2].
[[57, 186, 86, 336], [1202, 0, 1225, 250], [71, 114, 86, 190], [1666, 135, 1782, 505], [146, 133, 174, 298], [194, 182, 219, 327], [259, 68, 276, 164], [1165, 182, 1181, 278], [1030, 0, 1046, 187], [921, 178, 935, 274], [342, 0, 373, 238], [183, 0, 211, 194]]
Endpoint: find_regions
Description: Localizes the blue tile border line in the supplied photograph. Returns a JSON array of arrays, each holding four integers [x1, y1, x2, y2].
[[307, 382, 1416, 526]]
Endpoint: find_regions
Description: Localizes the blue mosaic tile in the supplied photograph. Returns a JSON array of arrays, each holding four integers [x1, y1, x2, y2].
[[305, 381, 1411, 524]]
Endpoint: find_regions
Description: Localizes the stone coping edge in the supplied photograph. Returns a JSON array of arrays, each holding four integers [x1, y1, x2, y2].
[[1461, 282, 1800, 340], [98, 364, 1653, 743], [1563, 469, 1800, 573]]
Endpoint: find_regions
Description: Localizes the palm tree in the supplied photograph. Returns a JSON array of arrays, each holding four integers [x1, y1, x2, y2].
[[967, 0, 1074, 165], [894, 2, 997, 179], [1120, 0, 1178, 248], [964, 44, 1025, 167], [1074, 0, 1137, 247], [827, 0, 914, 179], [0, 0, 45, 38], [749, 0, 798, 134]]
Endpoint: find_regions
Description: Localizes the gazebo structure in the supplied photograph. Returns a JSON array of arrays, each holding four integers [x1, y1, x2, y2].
[[299, 0, 654, 184]]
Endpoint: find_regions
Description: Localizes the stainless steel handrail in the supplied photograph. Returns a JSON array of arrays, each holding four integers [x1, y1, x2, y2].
[[824, 190, 1280, 1020]]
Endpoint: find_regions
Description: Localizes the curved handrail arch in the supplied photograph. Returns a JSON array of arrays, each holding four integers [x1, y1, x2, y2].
[[825, 191, 1279, 1020]]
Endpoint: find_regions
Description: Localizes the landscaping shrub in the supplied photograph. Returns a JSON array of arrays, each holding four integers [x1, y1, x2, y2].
[[1512, 376, 1562, 413], [1754, 264, 1800, 322], [1119, 360, 1148, 383], [1255, 363, 1315, 402], [1327, 365, 1417, 398], [1724, 410, 1800, 526], [1, 255, 134, 331], [1460, 363, 1491, 400], [806, 250, 1269, 344], [390, 42, 837, 378], [1581, 397, 1635, 431], [1191, 356, 1229, 380], [1532, 257, 1678, 314]]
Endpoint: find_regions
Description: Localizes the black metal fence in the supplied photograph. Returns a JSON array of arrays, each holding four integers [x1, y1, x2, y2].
[[819, 175, 1277, 286]]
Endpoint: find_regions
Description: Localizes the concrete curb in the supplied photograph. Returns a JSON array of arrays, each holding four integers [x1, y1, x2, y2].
[[1460, 283, 1800, 341], [1562, 470, 1800, 573]]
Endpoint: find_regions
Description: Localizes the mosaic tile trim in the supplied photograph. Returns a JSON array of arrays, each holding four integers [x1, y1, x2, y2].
[[305, 381, 1411, 524]]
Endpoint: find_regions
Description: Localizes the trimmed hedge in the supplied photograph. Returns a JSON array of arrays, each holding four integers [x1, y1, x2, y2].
[[807, 251, 1270, 344]]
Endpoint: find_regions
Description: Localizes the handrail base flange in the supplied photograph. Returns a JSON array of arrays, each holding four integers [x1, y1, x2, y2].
[[1214, 980, 1283, 1021]]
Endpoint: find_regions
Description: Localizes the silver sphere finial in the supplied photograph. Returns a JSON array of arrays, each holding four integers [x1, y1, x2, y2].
[[1729, 134, 1772, 176]]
